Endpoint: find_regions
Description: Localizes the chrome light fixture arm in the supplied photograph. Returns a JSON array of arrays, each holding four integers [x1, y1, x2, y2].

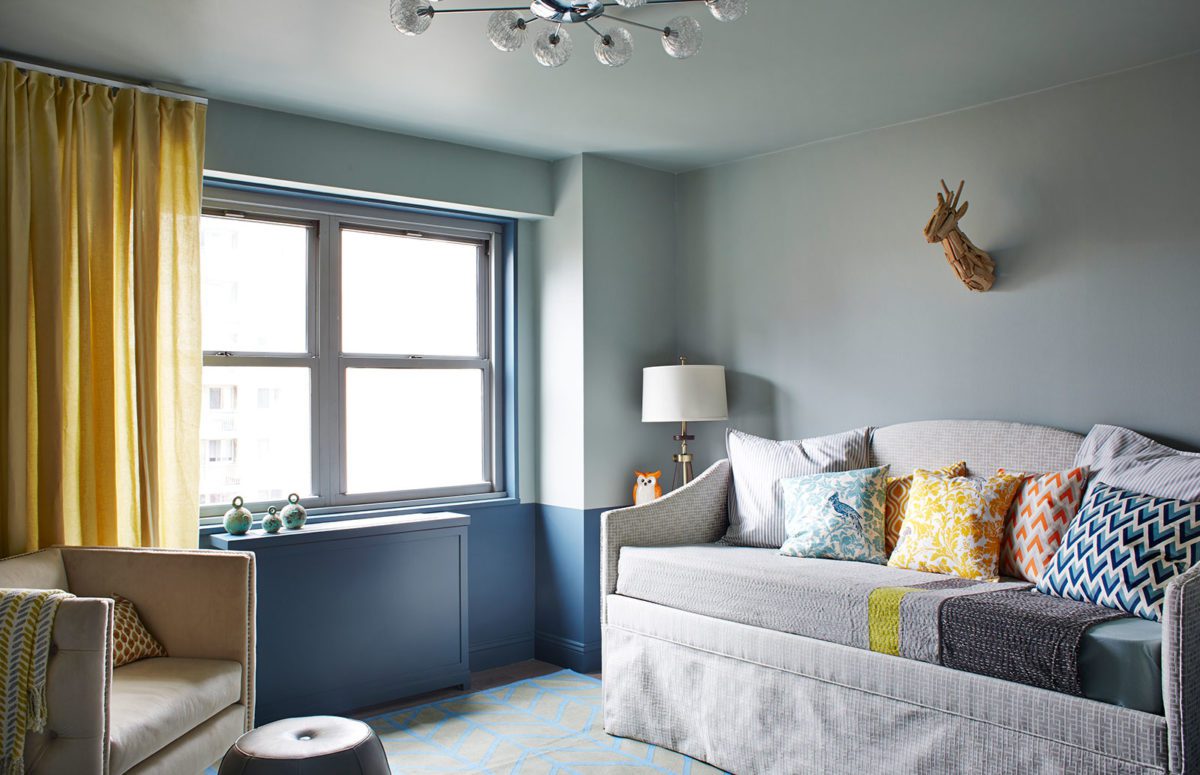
[[389, 0, 748, 68]]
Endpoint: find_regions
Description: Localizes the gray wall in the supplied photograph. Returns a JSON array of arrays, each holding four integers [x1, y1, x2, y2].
[[534, 157, 586, 509], [582, 155, 678, 509], [205, 100, 553, 217], [676, 52, 1200, 463], [531, 155, 678, 510]]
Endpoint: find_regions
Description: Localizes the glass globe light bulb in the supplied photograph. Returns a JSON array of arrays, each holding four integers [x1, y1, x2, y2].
[[534, 27, 573, 67], [662, 16, 702, 59], [487, 10, 527, 51], [594, 26, 634, 67], [707, 0, 748, 22], [390, 0, 433, 36]]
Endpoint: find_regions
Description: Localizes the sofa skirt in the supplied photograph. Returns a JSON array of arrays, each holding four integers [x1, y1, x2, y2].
[[603, 595, 1169, 775]]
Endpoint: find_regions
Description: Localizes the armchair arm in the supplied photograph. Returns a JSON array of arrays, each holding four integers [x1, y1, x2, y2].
[[600, 459, 731, 625], [59, 547, 256, 729], [27, 597, 111, 775], [1167, 563, 1200, 774]]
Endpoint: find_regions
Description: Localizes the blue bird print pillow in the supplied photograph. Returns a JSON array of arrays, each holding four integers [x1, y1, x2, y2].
[[779, 466, 890, 563]]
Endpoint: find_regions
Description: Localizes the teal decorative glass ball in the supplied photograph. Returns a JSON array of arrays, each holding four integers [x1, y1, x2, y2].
[[280, 493, 307, 530], [262, 507, 283, 534], [223, 496, 253, 536]]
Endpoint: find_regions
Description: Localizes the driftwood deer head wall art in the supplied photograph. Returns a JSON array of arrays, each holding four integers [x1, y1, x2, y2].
[[923, 179, 995, 292]]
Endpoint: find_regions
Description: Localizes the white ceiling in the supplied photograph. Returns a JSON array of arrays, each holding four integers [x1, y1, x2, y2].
[[2, 0, 1199, 171]]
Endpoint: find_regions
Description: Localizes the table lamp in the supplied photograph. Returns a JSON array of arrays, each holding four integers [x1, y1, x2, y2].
[[642, 357, 728, 488]]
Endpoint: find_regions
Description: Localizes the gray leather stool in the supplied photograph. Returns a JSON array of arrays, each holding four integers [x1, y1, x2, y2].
[[218, 715, 389, 774]]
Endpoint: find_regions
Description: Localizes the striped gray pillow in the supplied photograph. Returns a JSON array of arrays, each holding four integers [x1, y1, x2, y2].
[[1075, 424, 1200, 502], [724, 427, 871, 548]]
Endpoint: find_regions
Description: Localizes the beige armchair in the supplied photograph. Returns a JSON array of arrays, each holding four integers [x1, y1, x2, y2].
[[0, 547, 256, 775]]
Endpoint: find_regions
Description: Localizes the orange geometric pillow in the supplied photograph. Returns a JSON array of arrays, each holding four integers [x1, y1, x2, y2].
[[112, 594, 167, 667], [885, 462, 968, 555], [998, 467, 1090, 582]]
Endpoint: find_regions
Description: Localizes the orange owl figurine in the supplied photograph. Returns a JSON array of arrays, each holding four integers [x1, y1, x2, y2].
[[633, 471, 663, 506]]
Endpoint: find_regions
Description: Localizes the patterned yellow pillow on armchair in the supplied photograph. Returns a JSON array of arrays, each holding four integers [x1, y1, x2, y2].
[[112, 594, 167, 667], [887, 469, 1024, 580]]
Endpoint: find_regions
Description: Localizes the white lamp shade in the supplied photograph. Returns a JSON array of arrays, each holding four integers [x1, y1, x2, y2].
[[642, 365, 728, 423]]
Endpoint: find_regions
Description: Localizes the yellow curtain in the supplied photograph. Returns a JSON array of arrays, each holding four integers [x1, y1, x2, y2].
[[0, 61, 206, 554]]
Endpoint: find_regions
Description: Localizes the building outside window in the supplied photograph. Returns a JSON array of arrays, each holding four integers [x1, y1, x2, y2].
[[208, 385, 236, 411]]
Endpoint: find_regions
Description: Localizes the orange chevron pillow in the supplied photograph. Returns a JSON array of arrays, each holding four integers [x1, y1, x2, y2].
[[885, 462, 968, 555], [998, 466, 1090, 582]]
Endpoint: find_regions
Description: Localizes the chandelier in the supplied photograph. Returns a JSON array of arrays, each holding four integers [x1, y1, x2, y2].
[[389, 0, 749, 68]]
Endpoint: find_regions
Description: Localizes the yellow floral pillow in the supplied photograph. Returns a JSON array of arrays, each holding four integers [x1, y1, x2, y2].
[[887, 469, 1024, 580], [884, 461, 968, 555]]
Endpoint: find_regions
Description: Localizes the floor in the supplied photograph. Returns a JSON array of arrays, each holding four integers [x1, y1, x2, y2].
[[351, 659, 581, 718], [362, 669, 722, 773], [209, 661, 584, 774]]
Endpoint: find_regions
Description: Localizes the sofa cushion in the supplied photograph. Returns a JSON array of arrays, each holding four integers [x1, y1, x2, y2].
[[112, 594, 167, 667], [0, 548, 68, 590], [884, 461, 967, 555], [123, 705, 246, 775], [1076, 424, 1200, 502], [614, 545, 1166, 714], [779, 466, 889, 563], [1080, 616, 1163, 714], [887, 469, 1024, 580], [724, 427, 871, 548], [109, 657, 242, 774], [999, 466, 1089, 582], [1037, 481, 1200, 622], [617, 544, 949, 648]]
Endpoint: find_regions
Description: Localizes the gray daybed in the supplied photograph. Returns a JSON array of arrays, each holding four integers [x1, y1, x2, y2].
[[601, 420, 1197, 775]]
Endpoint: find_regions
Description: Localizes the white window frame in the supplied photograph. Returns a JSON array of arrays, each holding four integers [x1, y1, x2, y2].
[[199, 184, 507, 522]]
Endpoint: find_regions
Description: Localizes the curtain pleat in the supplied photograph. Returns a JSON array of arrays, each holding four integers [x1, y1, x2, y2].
[[0, 61, 206, 554]]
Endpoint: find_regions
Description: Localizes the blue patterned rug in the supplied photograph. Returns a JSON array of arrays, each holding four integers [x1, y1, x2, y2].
[[209, 670, 722, 774]]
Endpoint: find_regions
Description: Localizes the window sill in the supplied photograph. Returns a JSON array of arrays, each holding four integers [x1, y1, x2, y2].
[[209, 511, 469, 550], [198, 494, 519, 539]]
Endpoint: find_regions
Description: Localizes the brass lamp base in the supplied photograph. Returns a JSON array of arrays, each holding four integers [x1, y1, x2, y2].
[[671, 421, 696, 490]]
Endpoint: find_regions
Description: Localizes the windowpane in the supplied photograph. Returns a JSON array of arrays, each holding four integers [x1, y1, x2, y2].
[[341, 229, 479, 356], [198, 187, 504, 518], [345, 368, 484, 494], [201, 215, 309, 353], [199, 366, 312, 506]]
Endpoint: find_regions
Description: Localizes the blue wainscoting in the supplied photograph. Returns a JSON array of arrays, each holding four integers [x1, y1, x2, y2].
[[534, 505, 610, 674], [467, 502, 537, 669], [204, 501, 537, 677], [205, 498, 630, 715], [214, 514, 472, 723]]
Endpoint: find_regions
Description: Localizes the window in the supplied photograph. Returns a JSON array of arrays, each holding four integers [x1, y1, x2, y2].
[[205, 439, 238, 463], [208, 386, 237, 411], [198, 185, 507, 519], [256, 388, 278, 410]]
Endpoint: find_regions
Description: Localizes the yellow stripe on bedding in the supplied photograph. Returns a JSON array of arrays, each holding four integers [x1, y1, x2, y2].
[[868, 586, 921, 655]]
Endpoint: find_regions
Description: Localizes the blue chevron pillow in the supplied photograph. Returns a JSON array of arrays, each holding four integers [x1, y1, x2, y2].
[[1037, 481, 1200, 621]]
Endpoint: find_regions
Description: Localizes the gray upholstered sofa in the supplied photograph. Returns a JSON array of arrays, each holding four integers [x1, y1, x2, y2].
[[0, 547, 255, 774], [601, 420, 1196, 775]]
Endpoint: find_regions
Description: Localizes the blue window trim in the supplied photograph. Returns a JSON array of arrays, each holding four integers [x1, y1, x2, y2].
[[199, 178, 519, 537]]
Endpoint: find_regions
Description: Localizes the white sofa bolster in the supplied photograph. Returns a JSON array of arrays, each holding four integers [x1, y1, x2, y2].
[[1166, 561, 1200, 774], [601, 459, 731, 625]]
